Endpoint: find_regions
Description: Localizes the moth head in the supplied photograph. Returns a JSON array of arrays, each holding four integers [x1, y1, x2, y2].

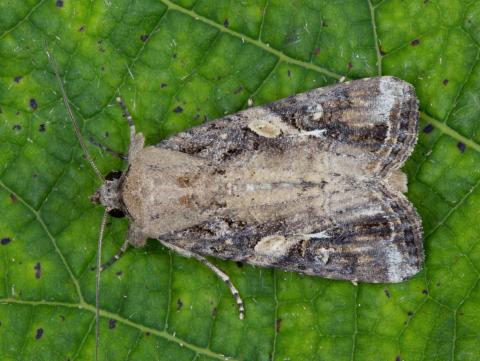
[[91, 170, 126, 218]]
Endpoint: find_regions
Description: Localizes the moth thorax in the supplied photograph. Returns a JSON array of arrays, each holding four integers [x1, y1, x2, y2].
[[91, 178, 123, 211]]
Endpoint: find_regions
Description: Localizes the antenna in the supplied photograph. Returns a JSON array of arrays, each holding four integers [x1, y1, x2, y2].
[[44, 41, 104, 181], [95, 209, 108, 361], [45, 41, 107, 359]]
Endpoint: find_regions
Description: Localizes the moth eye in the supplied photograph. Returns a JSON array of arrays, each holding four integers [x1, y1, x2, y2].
[[108, 209, 125, 218], [106, 170, 122, 180]]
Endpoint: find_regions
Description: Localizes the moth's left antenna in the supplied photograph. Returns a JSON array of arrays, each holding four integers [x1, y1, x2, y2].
[[44, 40, 104, 182]]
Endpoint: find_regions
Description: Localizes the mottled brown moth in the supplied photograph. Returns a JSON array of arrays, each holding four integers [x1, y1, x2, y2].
[[46, 45, 423, 358]]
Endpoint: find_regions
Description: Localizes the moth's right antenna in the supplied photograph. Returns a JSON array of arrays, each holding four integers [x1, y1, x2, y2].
[[44, 41, 104, 182], [95, 209, 108, 361]]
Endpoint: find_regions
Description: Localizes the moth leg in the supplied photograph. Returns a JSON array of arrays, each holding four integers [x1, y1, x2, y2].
[[98, 225, 146, 272], [99, 239, 129, 272], [87, 135, 128, 160], [158, 240, 245, 320], [115, 96, 136, 144], [115, 96, 145, 160]]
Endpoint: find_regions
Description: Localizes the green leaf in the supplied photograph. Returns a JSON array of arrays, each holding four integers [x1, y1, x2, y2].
[[1, 0, 479, 360]]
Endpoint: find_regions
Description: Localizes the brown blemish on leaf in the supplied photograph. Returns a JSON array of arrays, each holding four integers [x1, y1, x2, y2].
[[233, 86, 243, 95], [410, 39, 420, 46], [30, 98, 38, 110], [423, 124, 434, 134], [313, 47, 320, 56], [34, 262, 41, 279], [1, 237, 11, 246], [276, 318, 282, 332], [10, 194, 17, 203]]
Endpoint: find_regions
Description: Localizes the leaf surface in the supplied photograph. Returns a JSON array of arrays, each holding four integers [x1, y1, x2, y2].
[[1, 1, 479, 360]]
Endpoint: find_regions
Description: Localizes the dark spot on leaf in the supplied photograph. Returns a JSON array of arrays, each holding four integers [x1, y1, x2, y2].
[[204, 115, 208, 122], [410, 39, 420, 46], [407, 311, 413, 316], [1, 237, 11, 246], [233, 86, 243, 94], [287, 70, 291, 77], [115, 271, 123, 276], [145, 332, 150, 336], [173, 106, 183, 113], [78, 25, 85, 32], [39, 124, 46, 132], [10, 194, 17, 203], [212, 307, 217, 317], [384, 288, 391, 298], [423, 124, 434, 134], [276, 318, 282, 332], [35, 328, 44, 340], [140, 34, 149, 42], [30, 98, 38, 110], [60, 315, 65, 321], [172, 53, 177, 59], [223, 19, 229, 27], [176, 298, 183, 310], [422, 289, 428, 295], [12, 124, 21, 131], [34, 262, 41, 279], [56, 0, 64, 7], [161, 83, 168, 88], [108, 319, 116, 329], [443, 79, 449, 86], [313, 47, 320, 56], [16, 111, 20, 115], [321, 20, 328, 27], [14, 76, 22, 83], [379, 47, 386, 56], [236, 261, 244, 268], [457, 142, 466, 153], [348, 61, 353, 69], [395, 356, 401, 361]]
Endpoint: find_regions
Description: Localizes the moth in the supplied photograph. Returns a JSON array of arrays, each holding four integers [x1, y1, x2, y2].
[[46, 46, 423, 356]]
